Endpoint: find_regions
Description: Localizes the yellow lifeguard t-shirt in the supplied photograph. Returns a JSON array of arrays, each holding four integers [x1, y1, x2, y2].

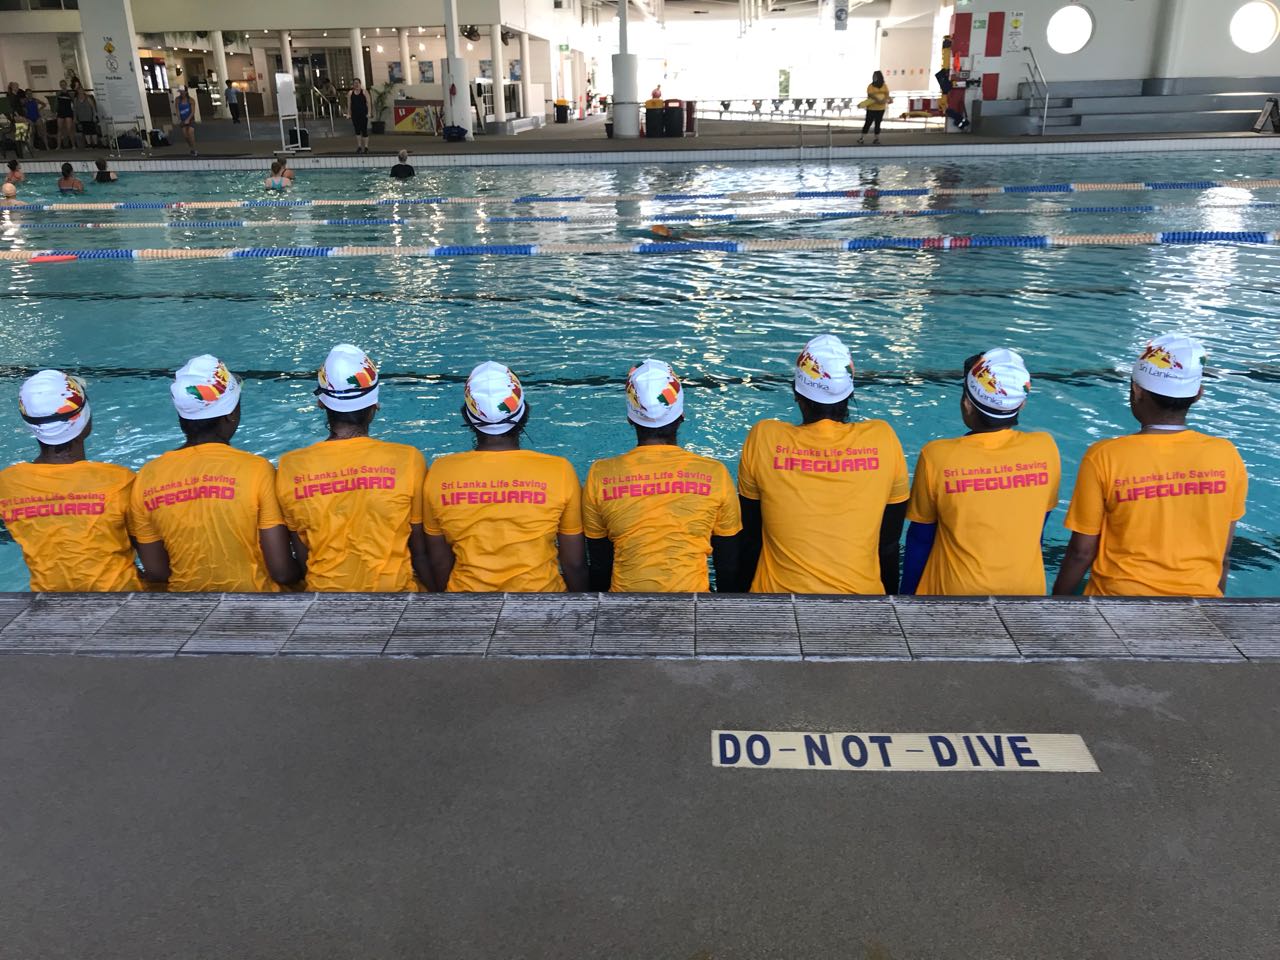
[[738, 418, 909, 594], [423, 449, 583, 593], [583, 445, 742, 593], [0, 460, 140, 592], [906, 430, 1061, 596], [277, 436, 427, 592], [132, 444, 286, 593], [1064, 430, 1247, 597]]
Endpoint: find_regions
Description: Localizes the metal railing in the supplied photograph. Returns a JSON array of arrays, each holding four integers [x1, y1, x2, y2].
[[1023, 45, 1049, 136]]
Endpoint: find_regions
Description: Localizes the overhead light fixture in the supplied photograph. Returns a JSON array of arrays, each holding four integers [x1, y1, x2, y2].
[[466, 42, 474, 51], [375, 28, 381, 34], [376, 44, 384, 52], [418, 42, 426, 51], [323, 31, 328, 37]]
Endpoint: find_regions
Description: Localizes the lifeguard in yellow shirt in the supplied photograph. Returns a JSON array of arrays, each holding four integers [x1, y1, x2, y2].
[[276, 344, 431, 592], [583, 359, 742, 592], [132, 355, 301, 592], [901, 348, 1061, 595], [736, 334, 910, 594], [424, 362, 588, 592], [1054, 334, 1247, 597], [0, 370, 140, 592]]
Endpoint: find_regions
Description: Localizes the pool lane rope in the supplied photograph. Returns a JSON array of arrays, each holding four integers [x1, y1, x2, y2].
[[4, 230, 1276, 264], [9, 202, 1280, 234], [4, 177, 1280, 213]]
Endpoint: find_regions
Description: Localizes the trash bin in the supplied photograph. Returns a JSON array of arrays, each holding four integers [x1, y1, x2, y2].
[[684, 99, 698, 135], [645, 106, 665, 137], [554, 102, 570, 123], [664, 99, 684, 137]]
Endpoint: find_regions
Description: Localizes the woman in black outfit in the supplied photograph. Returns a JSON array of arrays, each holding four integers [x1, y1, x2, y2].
[[349, 79, 370, 154], [55, 80, 75, 150]]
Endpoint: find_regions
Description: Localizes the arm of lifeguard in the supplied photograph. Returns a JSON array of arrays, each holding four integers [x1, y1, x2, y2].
[[899, 522, 936, 596], [558, 533, 589, 592], [586, 537, 613, 593], [711, 535, 743, 593], [260, 525, 302, 586], [736, 496, 762, 593], [1052, 533, 1099, 596], [426, 534, 454, 591], [878, 501, 907, 595], [409, 523, 433, 591], [287, 531, 309, 579], [134, 539, 171, 583], [1219, 521, 1238, 595]]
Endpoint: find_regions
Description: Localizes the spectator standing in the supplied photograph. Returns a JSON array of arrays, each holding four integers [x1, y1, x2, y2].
[[858, 70, 891, 145], [54, 80, 75, 149], [4, 82, 20, 121], [224, 79, 241, 123], [175, 86, 197, 156], [21, 91, 47, 150], [73, 88, 101, 148], [349, 78, 370, 154]]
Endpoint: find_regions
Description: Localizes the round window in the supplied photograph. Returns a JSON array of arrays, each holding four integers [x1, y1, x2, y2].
[[1230, 1, 1280, 53], [1046, 5, 1094, 55]]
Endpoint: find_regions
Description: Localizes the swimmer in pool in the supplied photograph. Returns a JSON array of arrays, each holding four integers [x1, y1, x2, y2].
[[264, 161, 290, 192], [1, 181, 17, 204], [57, 163, 84, 194]]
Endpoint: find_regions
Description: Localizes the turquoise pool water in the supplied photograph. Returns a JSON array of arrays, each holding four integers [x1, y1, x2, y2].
[[1, 149, 1278, 593]]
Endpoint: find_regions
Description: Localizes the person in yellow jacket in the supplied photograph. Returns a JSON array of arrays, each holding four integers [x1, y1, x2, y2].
[[858, 71, 891, 145], [0, 370, 140, 591]]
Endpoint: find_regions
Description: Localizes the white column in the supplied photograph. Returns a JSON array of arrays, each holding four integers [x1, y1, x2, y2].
[[612, 0, 639, 137], [1151, 0, 1189, 81], [211, 29, 230, 117], [279, 31, 293, 78], [77, 0, 151, 131], [519, 31, 533, 118], [441, 0, 472, 138], [489, 25, 507, 124], [76, 33, 94, 89], [398, 28, 413, 85], [251, 46, 274, 114], [349, 27, 366, 87]]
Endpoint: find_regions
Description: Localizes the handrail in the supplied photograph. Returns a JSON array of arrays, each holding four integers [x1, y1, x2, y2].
[[1023, 45, 1049, 135]]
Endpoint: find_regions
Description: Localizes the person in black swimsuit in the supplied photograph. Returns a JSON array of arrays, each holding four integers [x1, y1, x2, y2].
[[55, 80, 75, 150], [349, 78, 370, 154], [94, 159, 117, 184]]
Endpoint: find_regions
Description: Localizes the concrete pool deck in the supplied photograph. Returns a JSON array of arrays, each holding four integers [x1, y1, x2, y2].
[[10, 117, 1277, 171], [0, 592, 1275, 660], [1, 637, 1277, 958]]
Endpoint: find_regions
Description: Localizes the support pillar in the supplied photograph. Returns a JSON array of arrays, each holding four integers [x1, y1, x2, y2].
[[489, 25, 507, 125], [350, 28, 367, 88], [398, 28, 413, 85], [77, 0, 151, 132], [442, 0, 473, 138], [279, 31, 293, 78], [611, 0, 639, 137], [519, 31, 533, 118], [1149, 0, 1189, 91], [76, 33, 94, 89], [211, 29, 230, 117]]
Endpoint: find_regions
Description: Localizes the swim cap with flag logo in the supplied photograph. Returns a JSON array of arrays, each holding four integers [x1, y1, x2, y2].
[[1132, 333, 1206, 399], [794, 334, 855, 403], [19, 370, 91, 445], [463, 361, 526, 435], [315, 343, 380, 412], [965, 348, 1030, 419], [626, 359, 684, 428], [170, 354, 241, 420]]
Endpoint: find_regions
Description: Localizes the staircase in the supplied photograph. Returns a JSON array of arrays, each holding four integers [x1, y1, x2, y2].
[[975, 76, 1280, 136]]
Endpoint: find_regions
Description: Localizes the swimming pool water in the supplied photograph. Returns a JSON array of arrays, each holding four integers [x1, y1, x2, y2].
[[2, 150, 1278, 593]]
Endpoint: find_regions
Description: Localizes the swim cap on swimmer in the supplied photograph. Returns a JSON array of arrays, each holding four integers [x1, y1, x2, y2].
[[315, 343, 380, 412], [626, 359, 684, 428], [19, 370, 91, 445], [463, 361, 526, 435], [1, 182, 15, 199], [965, 348, 1030, 419], [171, 354, 241, 420], [794, 334, 854, 403], [1132, 333, 1206, 399]]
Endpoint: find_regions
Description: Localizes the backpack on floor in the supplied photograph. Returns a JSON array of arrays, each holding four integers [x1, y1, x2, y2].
[[149, 129, 170, 147]]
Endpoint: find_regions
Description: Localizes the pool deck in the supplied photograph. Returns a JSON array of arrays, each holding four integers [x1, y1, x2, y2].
[[0, 592, 1275, 660], [12, 117, 1278, 171], [1, 598, 1278, 958]]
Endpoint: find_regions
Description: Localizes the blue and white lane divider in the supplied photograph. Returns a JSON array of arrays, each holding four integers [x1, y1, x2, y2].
[[9, 201, 1280, 233], [3, 177, 1279, 213], [3, 230, 1275, 264]]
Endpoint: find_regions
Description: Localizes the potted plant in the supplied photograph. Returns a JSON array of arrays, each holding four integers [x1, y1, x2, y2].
[[370, 83, 397, 135]]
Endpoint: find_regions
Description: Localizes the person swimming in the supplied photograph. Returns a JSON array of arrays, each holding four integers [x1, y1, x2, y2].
[[264, 161, 289, 192], [57, 163, 84, 194]]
